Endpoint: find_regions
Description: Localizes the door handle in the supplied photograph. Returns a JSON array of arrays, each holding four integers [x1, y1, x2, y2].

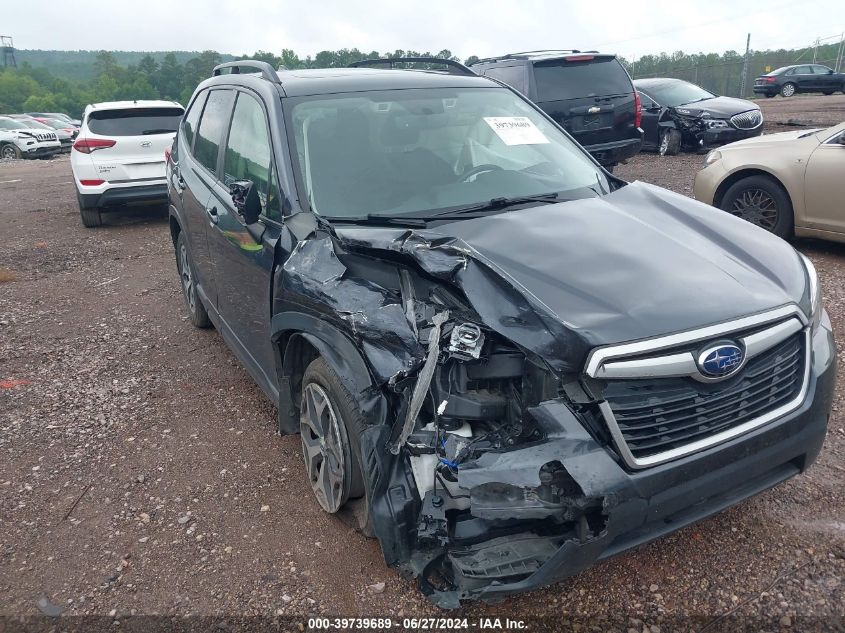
[[206, 205, 219, 224]]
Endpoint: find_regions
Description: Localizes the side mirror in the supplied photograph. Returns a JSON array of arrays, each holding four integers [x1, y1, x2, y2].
[[839, 134, 845, 145], [229, 180, 261, 224]]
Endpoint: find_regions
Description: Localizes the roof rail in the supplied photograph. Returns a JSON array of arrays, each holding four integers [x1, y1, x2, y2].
[[212, 60, 281, 84], [472, 50, 602, 64], [349, 57, 476, 76]]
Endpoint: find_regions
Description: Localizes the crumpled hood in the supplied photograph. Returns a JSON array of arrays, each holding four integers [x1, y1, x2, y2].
[[676, 95, 759, 119], [334, 181, 807, 372]]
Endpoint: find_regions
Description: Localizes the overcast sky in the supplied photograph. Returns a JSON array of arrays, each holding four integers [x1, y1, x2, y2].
[[6, 0, 844, 62]]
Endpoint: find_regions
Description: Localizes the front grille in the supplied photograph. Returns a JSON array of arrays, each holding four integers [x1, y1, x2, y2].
[[603, 331, 805, 462], [730, 109, 763, 129]]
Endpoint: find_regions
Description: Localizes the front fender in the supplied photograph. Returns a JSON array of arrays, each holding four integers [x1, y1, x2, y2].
[[271, 311, 385, 433]]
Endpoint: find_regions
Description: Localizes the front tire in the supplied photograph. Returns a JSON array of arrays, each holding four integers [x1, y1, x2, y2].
[[175, 231, 211, 328], [659, 128, 682, 156], [299, 357, 372, 535], [1, 143, 21, 160], [780, 82, 796, 97], [719, 175, 793, 239]]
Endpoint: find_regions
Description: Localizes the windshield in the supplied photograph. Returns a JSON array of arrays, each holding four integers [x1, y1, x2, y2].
[[286, 87, 608, 219], [44, 119, 68, 129], [643, 81, 716, 107], [0, 118, 30, 130]]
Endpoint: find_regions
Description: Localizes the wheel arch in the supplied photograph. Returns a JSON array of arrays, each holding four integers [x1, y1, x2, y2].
[[271, 311, 384, 435], [168, 205, 182, 247], [713, 168, 793, 210]]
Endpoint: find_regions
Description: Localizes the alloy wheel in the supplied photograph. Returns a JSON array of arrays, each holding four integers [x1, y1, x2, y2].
[[730, 188, 778, 231], [179, 244, 195, 311], [781, 83, 795, 97], [300, 382, 346, 513], [1, 145, 16, 160], [659, 131, 669, 156]]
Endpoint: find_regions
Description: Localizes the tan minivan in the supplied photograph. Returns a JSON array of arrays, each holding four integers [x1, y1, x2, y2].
[[694, 121, 845, 240]]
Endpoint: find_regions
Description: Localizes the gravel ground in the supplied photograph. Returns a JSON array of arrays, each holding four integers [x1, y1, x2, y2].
[[1, 96, 843, 631]]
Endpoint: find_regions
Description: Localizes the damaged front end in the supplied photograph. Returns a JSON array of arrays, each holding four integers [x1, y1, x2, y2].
[[665, 108, 732, 151], [278, 225, 622, 607]]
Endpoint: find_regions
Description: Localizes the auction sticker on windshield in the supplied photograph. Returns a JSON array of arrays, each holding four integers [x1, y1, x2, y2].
[[484, 117, 549, 145]]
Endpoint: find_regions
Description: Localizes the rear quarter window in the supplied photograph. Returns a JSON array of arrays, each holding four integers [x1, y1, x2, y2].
[[534, 58, 633, 101], [87, 107, 184, 136]]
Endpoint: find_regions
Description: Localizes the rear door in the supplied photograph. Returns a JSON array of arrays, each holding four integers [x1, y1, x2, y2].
[[789, 66, 815, 92], [531, 55, 638, 149], [179, 89, 237, 310], [85, 106, 183, 185]]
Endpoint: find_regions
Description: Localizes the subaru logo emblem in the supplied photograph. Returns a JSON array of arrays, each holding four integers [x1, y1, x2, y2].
[[697, 343, 744, 378]]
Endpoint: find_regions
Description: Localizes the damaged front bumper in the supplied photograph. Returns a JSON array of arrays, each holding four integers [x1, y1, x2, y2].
[[364, 321, 834, 608]]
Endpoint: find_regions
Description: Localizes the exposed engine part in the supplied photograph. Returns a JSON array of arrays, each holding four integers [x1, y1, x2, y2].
[[389, 311, 449, 455], [447, 323, 484, 360], [409, 422, 472, 498]]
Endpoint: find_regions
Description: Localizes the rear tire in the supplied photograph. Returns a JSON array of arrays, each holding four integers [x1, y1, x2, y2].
[[175, 231, 211, 328], [77, 191, 103, 228], [0, 143, 21, 160], [659, 128, 682, 156], [780, 82, 796, 97], [719, 175, 793, 239]]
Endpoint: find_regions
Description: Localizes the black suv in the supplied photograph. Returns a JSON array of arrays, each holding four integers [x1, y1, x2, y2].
[[470, 50, 642, 169], [168, 59, 834, 607], [754, 64, 845, 98]]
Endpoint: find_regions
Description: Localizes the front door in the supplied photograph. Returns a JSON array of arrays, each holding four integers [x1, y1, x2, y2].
[[638, 91, 661, 150], [804, 130, 845, 231], [205, 89, 286, 390]]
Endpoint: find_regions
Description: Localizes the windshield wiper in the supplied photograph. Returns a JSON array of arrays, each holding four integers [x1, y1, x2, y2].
[[324, 214, 430, 228], [427, 192, 561, 219], [142, 129, 177, 135]]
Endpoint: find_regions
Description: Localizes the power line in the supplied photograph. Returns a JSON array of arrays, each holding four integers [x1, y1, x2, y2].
[[597, 0, 806, 49]]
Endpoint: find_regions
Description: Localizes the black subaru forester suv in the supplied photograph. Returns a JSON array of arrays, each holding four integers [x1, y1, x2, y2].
[[167, 59, 834, 607]]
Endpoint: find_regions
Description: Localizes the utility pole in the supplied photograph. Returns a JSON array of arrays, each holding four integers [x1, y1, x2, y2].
[[739, 33, 751, 98], [812, 37, 819, 63], [836, 33, 845, 72]]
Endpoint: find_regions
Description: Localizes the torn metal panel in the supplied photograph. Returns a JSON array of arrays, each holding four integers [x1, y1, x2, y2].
[[281, 236, 424, 385]]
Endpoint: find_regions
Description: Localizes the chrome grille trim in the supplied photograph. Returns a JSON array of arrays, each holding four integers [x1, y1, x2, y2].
[[595, 317, 802, 382], [730, 109, 763, 130], [585, 305, 806, 377], [586, 305, 810, 469]]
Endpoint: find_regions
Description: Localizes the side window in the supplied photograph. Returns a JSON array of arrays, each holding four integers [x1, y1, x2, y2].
[[794, 66, 811, 75], [483, 65, 527, 93], [223, 92, 282, 220], [639, 92, 656, 108], [812, 65, 832, 74], [194, 90, 235, 174], [182, 90, 207, 152]]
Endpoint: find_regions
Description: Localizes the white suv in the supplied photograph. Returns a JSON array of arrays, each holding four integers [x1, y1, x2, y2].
[[0, 117, 61, 159], [71, 100, 184, 227]]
